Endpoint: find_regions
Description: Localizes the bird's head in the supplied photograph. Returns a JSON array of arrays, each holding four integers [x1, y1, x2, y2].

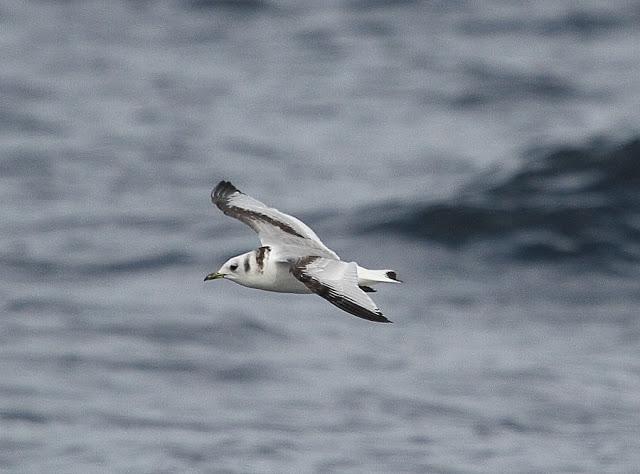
[[204, 254, 245, 283]]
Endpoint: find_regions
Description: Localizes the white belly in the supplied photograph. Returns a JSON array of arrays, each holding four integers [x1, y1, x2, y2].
[[236, 260, 312, 294], [256, 274, 311, 294]]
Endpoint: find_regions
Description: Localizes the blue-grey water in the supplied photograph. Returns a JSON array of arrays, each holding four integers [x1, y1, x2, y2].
[[2, 1, 640, 472]]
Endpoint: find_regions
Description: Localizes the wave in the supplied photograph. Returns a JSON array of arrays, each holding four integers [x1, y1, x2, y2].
[[0, 409, 49, 425], [1, 250, 193, 278], [366, 137, 640, 261], [460, 8, 636, 37], [188, 0, 271, 11], [94, 317, 288, 349], [451, 62, 578, 108]]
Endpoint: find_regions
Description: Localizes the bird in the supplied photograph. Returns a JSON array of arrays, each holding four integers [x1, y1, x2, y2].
[[205, 181, 400, 323]]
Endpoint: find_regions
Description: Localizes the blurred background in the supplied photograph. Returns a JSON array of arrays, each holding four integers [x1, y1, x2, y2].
[[2, 0, 640, 472]]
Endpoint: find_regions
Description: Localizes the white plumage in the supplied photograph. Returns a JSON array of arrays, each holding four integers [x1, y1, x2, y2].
[[205, 181, 400, 323]]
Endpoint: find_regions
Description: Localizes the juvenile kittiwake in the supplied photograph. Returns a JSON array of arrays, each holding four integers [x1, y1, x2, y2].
[[205, 181, 400, 323]]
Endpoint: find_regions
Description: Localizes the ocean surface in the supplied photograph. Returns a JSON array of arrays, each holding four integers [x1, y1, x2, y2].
[[2, 1, 640, 472]]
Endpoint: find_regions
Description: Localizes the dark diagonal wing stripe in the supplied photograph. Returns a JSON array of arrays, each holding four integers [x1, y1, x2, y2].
[[291, 257, 391, 323], [211, 181, 339, 259], [211, 181, 305, 238]]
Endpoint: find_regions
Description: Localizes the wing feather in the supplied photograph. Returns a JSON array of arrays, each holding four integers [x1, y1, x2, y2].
[[211, 181, 338, 259], [290, 257, 391, 323]]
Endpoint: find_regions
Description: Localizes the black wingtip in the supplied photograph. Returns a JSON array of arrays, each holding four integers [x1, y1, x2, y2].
[[211, 180, 240, 204], [378, 314, 393, 323], [368, 311, 392, 323]]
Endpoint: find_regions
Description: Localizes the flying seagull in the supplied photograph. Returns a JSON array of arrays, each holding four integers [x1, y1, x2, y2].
[[205, 181, 400, 323]]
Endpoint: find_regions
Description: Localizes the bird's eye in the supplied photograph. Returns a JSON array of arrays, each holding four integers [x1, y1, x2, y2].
[[230, 263, 238, 271]]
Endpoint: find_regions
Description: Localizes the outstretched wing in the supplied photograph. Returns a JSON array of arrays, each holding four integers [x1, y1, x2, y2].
[[211, 181, 339, 259], [290, 257, 391, 323]]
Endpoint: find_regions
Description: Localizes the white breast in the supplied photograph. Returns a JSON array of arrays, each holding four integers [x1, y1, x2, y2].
[[236, 248, 311, 294]]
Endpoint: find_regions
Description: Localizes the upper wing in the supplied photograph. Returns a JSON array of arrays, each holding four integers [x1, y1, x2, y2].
[[211, 181, 339, 259], [290, 257, 391, 323]]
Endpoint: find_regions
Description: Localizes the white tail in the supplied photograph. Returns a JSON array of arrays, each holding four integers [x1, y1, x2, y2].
[[357, 266, 402, 289]]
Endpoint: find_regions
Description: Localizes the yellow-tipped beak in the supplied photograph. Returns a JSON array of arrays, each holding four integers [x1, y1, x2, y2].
[[204, 272, 225, 281]]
